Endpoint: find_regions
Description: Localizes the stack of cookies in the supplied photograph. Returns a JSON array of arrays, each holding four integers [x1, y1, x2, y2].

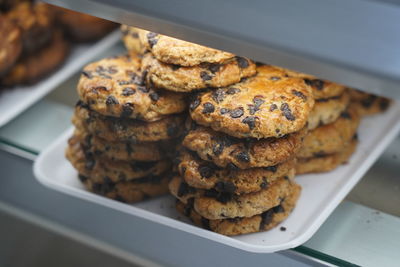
[[271, 69, 362, 174], [66, 53, 187, 203]]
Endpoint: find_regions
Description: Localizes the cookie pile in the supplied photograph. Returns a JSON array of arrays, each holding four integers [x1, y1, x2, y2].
[[66, 53, 187, 203]]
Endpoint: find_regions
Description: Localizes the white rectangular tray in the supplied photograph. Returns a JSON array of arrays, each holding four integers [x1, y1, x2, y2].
[[0, 30, 120, 127], [34, 102, 400, 253]]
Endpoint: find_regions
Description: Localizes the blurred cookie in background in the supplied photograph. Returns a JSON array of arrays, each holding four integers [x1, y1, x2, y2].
[[7, 2, 54, 54], [52, 6, 118, 42], [0, 15, 22, 77]]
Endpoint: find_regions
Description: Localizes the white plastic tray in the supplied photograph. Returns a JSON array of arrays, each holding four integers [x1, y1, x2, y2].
[[0, 30, 121, 127], [34, 102, 400, 253]]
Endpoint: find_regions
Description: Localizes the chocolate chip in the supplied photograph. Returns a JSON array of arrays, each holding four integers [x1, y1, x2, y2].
[[170, 64, 180, 70], [340, 111, 351, 119], [242, 116, 256, 129], [280, 103, 295, 121], [220, 108, 229, 114], [212, 89, 226, 103], [227, 163, 239, 171], [260, 180, 268, 189], [253, 96, 265, 108], [236, 151, 250, 162], [121, 103, 134, 117], [208, 63, 221, 73], [273, 205, 285, 213], [200, 71, 213, 81], [167, 125, 178, 137], [226, 87, 240, 95], [147, 32, 158, 48], [91, 86, 108, 94], [304, 79, 324, 91], [121, 87, 136, 96], [280, 226, 286, 231], [292, 90, 307, 100], [202, 102, 215, 114], [361, 95, 377, 108], [78, 175, 88, 183], [177, 182, 196, 197], [204, 189, 232, 203], [313, 152, 327, 158], [105, 95, 119, 105], [190, 98, 200, 111], [270, 104, 278, 111], [270, 76, 281, 81], [107, 66, 118, 74], [215, 181, 236, 194], [264, 165, 277, 172], [379, 99, 390, 111], [130, 161, 156, 171], [198, 165, 215, 178], [212, 143, 224, 155], [137, 85, 150, 93], [201, 217, 211, 230], [149, 92, 160, 101], [85, 156, 95, 170], [230, 107, 244, 118], [260, 209, 274, 230], [236, 57, 249, 68], [82, 70, 93, 78], [125, 143, 133, 155]]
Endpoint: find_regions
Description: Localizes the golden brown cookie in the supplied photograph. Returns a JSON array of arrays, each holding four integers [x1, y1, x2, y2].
[[80, 174, 170, 203], [66, 134, 171, 183], [7, 2, 53, 54], [0, 15, 22, 76], [297, 107, 360, 158], [169, 175, 296, 219], [1, 30, 69, 86], [176, 182, 301, 236], [349, 89, 391, 116], [142, 53, 256, 92], [189, 65, 314, 139], [274, 66, 346, 99], [183, 123, 306, 169], [296, 139, 357, 174], [135, 27, 235, 66], [75, 129, 175, 162], [72, 102, 186, 142], [307, 91, 350, 130], [77, 54, 187, 121], [53, 5, 117, 42], [120, 25, 145, 54], [177, 148, 296, 194]]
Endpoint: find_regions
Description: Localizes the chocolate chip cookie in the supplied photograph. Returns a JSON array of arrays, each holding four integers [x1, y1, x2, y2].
[[0, 15, 21, 76], [77, 54, 187, 121], [7, 2, 53, 54], [182, 123, 306, 169], [177, 148, 296, 194], [307, 91, 350, 130], [297, 107, 360, 159], [66, 134, 171, 183], [121, 25, 145, 54], [296, 139, 358, 174], [274, 66, 346, 99], [1, 30, 69, 86], [73, 101, 185, 142], [349, 89, 391, 116], [169, 175, 296, 219], [176, 182, 301, 236], [189, 65, 314, 139], [75, 129, 175, 162], [80, 173, 171, 203], [142, 53, 256, 92], [135, 27, 235, 66], [53, 6, 117, 42]]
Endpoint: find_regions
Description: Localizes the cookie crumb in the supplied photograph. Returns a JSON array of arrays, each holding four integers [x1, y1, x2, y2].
[[280, 226, 286, 231]]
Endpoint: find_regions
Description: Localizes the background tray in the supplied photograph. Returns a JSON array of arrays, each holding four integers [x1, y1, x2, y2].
[[34, 102, 400, 253], [0, 30, 120, 127]]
